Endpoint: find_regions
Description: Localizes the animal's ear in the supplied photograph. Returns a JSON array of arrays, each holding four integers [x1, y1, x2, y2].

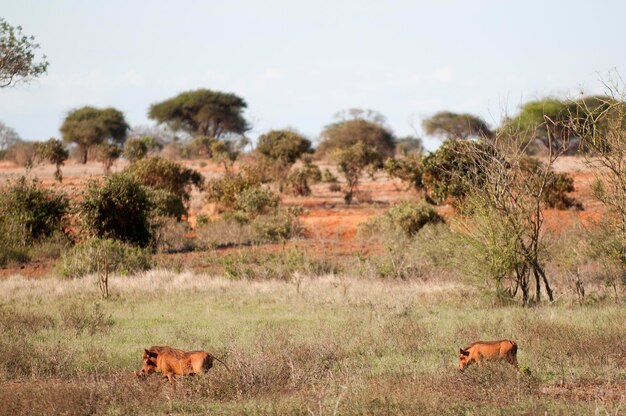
[[460, 349, 469, 356], [143, 349, 150, 358]]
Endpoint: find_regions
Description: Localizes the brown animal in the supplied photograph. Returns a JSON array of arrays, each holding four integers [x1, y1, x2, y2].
[[138, 346, 228, 383], [458, 339, 518, 372]]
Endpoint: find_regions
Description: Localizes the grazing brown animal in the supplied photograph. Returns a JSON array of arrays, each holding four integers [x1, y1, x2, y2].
[[458, 339, 518, 372], [138, 346, 229, 383]]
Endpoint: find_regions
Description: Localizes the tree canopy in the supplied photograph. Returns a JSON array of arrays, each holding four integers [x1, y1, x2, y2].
[[256, 129, 312, 165], [148, 89, 249, 138], [422, 111, 493, 141], [60, 106, 129, 164], [501, 96, 615, 153], [317, 118, 395, 160], [0, 18, 49, 88]]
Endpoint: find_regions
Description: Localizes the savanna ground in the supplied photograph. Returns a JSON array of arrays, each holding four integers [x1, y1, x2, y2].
[[0, 157, 625, 415]]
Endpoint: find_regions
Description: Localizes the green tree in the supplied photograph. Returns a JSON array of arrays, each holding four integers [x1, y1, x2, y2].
[[422, 111, 493, 141], [317, 118, 395, 159], [35, 138, 69, 182], [0, 18, 49, 87], [256, 129, 312, 192], [80, 174, 152, 247], [60, 106, 129, 164], [318, 115, 395, 204], [148, 89, 249, 138], [502, 96, 614, 153]]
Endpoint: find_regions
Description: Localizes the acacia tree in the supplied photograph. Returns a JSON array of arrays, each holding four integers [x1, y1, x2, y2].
[[0, 18, 48, 88], [148, 89, 249, 138], [60, 106, 129, 164], [422, 111, 493, 141], [256, 129, 312, 192], [34, 138, 68, 182], [502, 96, 613, 153], [318, 115, 395, 204]]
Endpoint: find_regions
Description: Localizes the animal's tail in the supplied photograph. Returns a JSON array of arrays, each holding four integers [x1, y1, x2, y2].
[[212, 354, 231, 372]]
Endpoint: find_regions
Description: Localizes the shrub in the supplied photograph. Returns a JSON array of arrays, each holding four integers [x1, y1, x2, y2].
[[56, 237, 151, 278], [123, 137, 149, 163], [205, 171, 263, 211], [252, 212, 302, 243], [360, 201, 443, 238], [422, 140, 497, 202], [384, 154, 424, 192], [0, 176, 69, 243], [79, 174, 152, 247], [286, 158, 322, 196], [125, 156, 203, 206], [234, 186, 280, 216], [146, 188, 186, 220]]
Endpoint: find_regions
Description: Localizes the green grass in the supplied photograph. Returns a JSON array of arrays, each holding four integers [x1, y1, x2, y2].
[[0, 271, 624, 415]]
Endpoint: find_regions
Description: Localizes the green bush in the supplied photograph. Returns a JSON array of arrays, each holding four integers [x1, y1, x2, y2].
[[0, 176, 69, 242], [234, 186, 280, 216], [422, 140, 497, 202], [125, 156, 203, 207], [384, 154, 424, 191], [205, 171, 263, 211], [79, 174, 152, 247], [56, 238, 151, 278], [146, 188, 186, 220]]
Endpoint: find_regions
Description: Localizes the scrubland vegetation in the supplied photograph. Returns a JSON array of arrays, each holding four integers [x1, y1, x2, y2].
[[1, 18, 626, 415]]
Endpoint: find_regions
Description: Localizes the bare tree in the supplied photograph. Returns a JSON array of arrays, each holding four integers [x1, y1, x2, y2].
[[569, 78, 626, 296], [453, 127, 564, 305]]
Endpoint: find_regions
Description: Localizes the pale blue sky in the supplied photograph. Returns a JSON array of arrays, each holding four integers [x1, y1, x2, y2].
[[2, 0, 625, 149]]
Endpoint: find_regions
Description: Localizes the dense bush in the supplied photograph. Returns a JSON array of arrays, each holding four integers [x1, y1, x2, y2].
[[0, 176, 69, 242], [204, 171, 263, 211], [56, 237, 151, 278], [123, 137, 149, 162], [384, 154, 424, 191], [125, 156, 203, 205], [422, 140, 496, 202], [79, 174, 152, 247], [234, 186, 280, 216]]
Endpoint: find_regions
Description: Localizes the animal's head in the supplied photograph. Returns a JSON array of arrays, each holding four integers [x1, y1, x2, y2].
[[458, 348, 471, 372], [138, 349, 158, 375]]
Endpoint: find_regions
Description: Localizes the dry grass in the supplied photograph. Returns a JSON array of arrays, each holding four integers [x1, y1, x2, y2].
[[0, 272, 624, 414]]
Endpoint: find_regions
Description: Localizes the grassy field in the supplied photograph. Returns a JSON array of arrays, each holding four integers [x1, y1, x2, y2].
[[0, 270, 624, 415]]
